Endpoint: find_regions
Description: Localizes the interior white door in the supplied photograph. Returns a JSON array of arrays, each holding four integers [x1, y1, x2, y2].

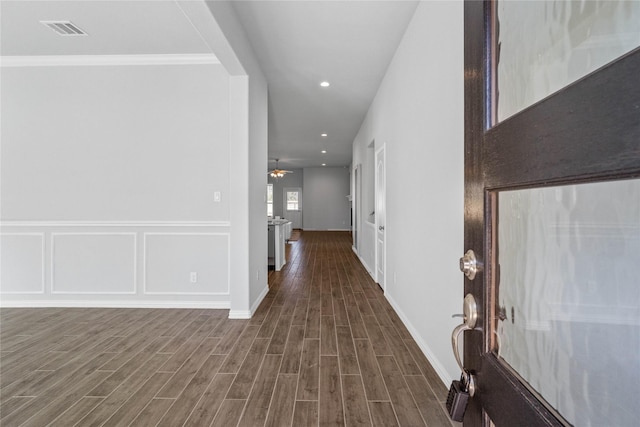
[[375, 146, 385, 289], [353, 165, 359, 250], [283, 187, 302, 229]]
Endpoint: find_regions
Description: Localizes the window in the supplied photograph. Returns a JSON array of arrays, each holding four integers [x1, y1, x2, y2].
[[267, 184, 273, 217], [286, 191, 299, 211]]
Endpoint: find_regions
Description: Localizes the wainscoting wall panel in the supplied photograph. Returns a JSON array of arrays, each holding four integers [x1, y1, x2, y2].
[[143, 233, 230, 295], [0, 222, 232, 308], [51, 233, 137, 294], [0, 233, 45, 294]]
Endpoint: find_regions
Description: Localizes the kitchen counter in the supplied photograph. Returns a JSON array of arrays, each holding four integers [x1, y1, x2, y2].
[[268, 219, 291, 271]]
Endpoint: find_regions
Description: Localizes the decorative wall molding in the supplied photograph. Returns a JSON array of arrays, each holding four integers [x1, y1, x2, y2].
[[0, 233, 46, 294], [0, 54, 220, 68], [51, 232, 137, 295], [142, 232, 231, 296], [0, 300, 230, 309], [1, 220, 230, 228], [2, 224, 232, 309], [385, 293, 451, 387]]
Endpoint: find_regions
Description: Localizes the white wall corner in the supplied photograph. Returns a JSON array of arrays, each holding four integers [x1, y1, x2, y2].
[[228, 76, 251, 316], [252, 284, 269, 313], [385, 293, 454, 387], [228, 283, 264, 319], [229, 282, 268, 319]]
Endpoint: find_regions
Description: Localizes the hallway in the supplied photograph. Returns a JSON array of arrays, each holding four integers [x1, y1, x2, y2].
[[1, 231, 453, 426]]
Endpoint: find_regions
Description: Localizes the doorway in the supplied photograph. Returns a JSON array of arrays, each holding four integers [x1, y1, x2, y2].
[[283, 187, 302, 229], [375, 145, 386, 290], [353, 165, 361, 251]]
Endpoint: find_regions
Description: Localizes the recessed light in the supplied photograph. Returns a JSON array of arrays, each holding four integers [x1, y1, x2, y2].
[[322, 163, 326, 166], [321, 133, 327, 137], [320, 81, 330, 87], [321, 150, 327, 154]]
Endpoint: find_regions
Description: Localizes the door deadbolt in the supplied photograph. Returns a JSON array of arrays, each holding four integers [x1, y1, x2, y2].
[[459, 250, 479, 280]]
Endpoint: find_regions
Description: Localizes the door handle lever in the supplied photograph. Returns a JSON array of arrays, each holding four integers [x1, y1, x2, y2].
[[452, 323, 470, 376], [450, 294, 478, 397]]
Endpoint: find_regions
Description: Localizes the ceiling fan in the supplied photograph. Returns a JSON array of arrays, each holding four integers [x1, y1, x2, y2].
[[268, 159, 293, 179]]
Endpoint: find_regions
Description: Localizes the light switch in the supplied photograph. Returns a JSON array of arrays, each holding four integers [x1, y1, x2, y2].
[[214, 191, 221, 202]]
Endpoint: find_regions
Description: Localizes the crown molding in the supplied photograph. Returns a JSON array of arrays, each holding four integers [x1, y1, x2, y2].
[[0, 53, 220, 68]]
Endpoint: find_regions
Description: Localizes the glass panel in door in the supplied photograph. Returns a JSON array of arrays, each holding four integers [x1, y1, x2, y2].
[[286, 191, 299, 211], [496, 0, 640, 122], [284, 188, 302, 229], [494, 179, 640, 426]]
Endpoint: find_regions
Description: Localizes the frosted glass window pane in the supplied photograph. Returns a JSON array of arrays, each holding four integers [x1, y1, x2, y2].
[[497, 0, 640, 122], [497, 179, 640, 426]]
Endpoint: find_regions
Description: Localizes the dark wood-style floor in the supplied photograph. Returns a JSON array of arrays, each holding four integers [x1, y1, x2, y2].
[[0, 231, 454, 426]]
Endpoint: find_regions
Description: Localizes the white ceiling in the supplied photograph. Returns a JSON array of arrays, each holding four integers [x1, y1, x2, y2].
[[0, 1, 212, 56], [1, 0, 418, 170], [230, 1, 419, 169]]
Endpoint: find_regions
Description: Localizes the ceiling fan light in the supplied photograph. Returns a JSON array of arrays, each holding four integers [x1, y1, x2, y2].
[[270, 170, 285, 179]]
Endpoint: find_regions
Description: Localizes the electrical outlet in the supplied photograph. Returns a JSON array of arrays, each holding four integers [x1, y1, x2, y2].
[[190, 272, 198, 283]]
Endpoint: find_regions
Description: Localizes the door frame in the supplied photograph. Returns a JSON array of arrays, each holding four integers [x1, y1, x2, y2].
[[353, 164, 361, 251], [463, 1, 640, 425], [375, 144, 386, 290]]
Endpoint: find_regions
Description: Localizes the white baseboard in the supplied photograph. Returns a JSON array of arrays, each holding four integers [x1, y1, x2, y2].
[[251, 285, 270, 314], [302, 228, 350, 231], [229, 284, 269, 319], [358, 255, 375, 280], [228, 309, 251, 319], [384, 293, 452, 387], [0, 300, 231, 309]]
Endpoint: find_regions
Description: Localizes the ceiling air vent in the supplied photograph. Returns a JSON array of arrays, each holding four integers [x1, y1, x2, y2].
[[41, 21, 87, 36]]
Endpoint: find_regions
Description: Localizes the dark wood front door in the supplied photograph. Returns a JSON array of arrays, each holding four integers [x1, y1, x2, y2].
[[462, 1, 640, 425]]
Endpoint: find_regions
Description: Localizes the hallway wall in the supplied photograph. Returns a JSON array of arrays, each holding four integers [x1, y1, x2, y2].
[[352, 0, 464, 384], [303, 167, 351, 231]]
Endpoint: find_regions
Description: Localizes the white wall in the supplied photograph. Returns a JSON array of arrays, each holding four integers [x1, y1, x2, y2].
[[303, 167, 351, 231], [268, 169, 303, 219], [1, 65, 229, 221], [1, 64, 233, 307], [1, 1, 269, 316], [352, 0, 464, 385], [201, 1, 270, 317]]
